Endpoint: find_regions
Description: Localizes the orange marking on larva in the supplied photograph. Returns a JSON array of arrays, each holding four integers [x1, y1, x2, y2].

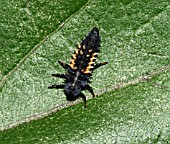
[[85, 61, 94, 71], [81, 57, 95, 74], [77, 44, 81, 49], [74, 48, 79, 54], [80, 50, 83, 55], [72, 54, 77, 59], [89, 49, 92, 52], [69, 59, 77, 70], [92, 52, 98, 56], [86, 65, 93, 70], [90, 57, 96, 62], [69, 63, 74, 69], [88, 61, 95, 65], [89, 53, 98, 62], [82, 69, 91, 74], [86, 54, 90, 57], [69, 64, 77, 70]]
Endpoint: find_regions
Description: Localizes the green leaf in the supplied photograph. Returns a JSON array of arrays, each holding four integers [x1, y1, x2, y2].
[[0, 0, 170, 143], [0, 70, 170, 143], [0, 0, 88, 78]]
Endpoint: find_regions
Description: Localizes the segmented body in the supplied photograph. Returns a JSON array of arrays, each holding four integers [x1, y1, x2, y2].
[[69, 28, 99, 74], [48, 28, 108, 108]]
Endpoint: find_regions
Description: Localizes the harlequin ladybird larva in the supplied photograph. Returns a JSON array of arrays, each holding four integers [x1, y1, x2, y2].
[[48, 28, 108, 108]]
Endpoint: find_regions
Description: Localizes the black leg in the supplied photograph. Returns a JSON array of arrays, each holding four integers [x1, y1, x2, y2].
[[93, 62, 108, 70], [84, 84, 95, 98], [51, 74, 66, 79], [79, 93, 87, 108], [58, 61, 69, 69], [48, 84, 65, 89]]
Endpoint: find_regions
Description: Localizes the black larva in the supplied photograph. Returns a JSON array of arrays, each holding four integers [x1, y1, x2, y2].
[[48, 28, 108, 108]]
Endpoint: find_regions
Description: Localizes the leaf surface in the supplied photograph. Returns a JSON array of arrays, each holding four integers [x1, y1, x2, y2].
[[0, 0, 170, 143]]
